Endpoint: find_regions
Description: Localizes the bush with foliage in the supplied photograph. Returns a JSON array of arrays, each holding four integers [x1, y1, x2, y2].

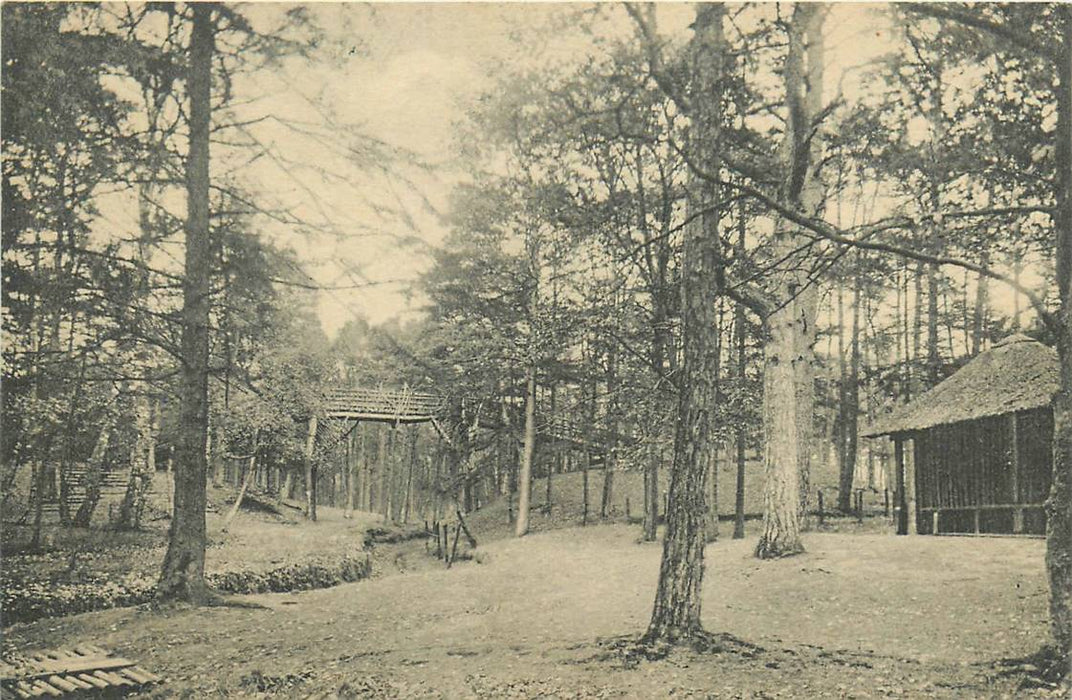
[[2, 555, 371, 626]]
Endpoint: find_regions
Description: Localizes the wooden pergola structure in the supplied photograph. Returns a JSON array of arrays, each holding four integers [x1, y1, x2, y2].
[[862, 334, 1057, 537]]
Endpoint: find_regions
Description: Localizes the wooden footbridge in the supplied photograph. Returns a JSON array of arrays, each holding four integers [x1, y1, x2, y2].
[[320, 387, 601, 448], [324, 387, 446, 425]]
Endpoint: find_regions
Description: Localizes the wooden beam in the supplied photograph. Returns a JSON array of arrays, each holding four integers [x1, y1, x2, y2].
[[906, 435, 918, 535]]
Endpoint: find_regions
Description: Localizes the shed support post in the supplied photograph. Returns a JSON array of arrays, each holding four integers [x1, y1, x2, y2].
[[905, 436, 918, 534], [895, 437, 907, 535], [1009, 412, 1023, 534]]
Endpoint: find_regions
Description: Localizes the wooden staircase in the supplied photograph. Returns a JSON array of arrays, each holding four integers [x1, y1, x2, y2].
[[27, 465, 130, 518]]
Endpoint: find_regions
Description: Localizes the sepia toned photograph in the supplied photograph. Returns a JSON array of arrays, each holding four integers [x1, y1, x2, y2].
[[1, 2, 1070, 697]]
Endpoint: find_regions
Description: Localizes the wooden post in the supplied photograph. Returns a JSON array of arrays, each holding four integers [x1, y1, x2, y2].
[[345, 421, 358, 519], [932, 509, 939, 535], [1009, 412, 1024, 534], [905, 436, 918, 535], [456, 508, 477, 549], [894, 438, 907, 535], [447, 523, 462, 568], [883, 488, 890, 518], [581, 449, 590, 526], [817, 490, 824, 525]]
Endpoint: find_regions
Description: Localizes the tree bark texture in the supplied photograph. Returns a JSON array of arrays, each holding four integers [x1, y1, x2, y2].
[[515, 366, 537, 537], [157, 2, 215, 602], [645, 3, 723, 643], [756, 4, 825, 558], [115, 392, 154, 530], [1046, 7, 1072, 669], [733, 212, 748, 540], [643, 442, 659, 541]]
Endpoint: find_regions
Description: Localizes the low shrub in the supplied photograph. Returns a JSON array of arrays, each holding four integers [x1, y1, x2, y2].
[[363, 525, 429, 547], [1, 555, 371, 626]]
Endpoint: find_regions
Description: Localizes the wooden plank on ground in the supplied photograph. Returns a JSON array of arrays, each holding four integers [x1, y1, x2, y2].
[[21, 656, 136, 677], [27, 679, 62, 696], [73, 673, 109, 689], [3, 645, 162, 697], [44, 675, 78, 693]]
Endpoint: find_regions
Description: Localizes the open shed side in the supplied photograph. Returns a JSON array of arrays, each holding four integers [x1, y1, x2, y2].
[[863, 335, 1057, 536]]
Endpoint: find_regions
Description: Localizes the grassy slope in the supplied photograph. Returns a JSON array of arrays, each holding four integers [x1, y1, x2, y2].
[[2, 477, 379, 596], [464, 461, 893, 546]]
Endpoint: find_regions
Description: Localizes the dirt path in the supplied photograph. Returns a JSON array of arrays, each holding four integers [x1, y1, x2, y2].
[[4, 526, 1053, 698]]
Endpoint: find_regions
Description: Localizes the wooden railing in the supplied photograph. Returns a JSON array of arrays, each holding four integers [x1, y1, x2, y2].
[[323, 388, 609, 450], [28, 465, 129, 513], [920, 503, 1046, 537], [324, 387, 446, 423]]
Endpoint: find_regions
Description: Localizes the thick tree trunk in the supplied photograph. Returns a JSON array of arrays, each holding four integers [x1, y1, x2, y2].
[[1045, 9, 1072, 671], [71, 418, 113, 528], [756, 306, 807, 558], [706, 303, 725, 543], [645, 3, 723, 643], [115, 393, 154, 530], [757, 4, 825, 558], [157, 3, 215, 602], [515, 366, 536, 537]]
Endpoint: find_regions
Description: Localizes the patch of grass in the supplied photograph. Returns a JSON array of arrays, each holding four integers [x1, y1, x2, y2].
[[2, 480, 380, 626], [2, 526, 1051, 698]]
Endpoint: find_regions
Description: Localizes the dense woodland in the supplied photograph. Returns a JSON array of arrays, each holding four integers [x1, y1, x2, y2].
[[2, 1, 1070, 678]]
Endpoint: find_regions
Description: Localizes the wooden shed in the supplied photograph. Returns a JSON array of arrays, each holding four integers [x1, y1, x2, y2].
[[862, 334, 1057, 536]]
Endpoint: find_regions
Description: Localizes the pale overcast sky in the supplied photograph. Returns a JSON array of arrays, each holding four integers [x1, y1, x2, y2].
[[222, 3, 903, 339]]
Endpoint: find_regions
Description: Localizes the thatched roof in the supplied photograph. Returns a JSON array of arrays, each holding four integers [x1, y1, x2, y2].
[[861, 334, 1058, 438]]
